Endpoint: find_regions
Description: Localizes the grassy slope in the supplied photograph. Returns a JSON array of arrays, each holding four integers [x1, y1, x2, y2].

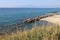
[[0, 25, 60, 40]]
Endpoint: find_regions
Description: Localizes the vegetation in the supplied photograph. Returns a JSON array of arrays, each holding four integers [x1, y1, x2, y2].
[[0, 24, 60, 40]]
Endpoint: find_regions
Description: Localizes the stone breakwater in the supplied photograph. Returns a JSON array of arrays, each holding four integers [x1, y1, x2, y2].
[[23, 13, 56, 23]]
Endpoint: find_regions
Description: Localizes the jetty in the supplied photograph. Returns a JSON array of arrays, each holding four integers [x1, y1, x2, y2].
[[23, 13, 56, 23]]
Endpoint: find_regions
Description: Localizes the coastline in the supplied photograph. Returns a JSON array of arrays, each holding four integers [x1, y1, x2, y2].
[[41, 14, 60, 26], [23, 13, 56, 23]]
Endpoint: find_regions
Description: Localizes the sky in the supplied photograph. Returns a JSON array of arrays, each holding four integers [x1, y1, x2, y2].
[[0, 0, 60, 8]]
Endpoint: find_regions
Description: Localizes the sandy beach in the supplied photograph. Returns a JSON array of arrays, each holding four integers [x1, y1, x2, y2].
[[41, 14, 60, 26]]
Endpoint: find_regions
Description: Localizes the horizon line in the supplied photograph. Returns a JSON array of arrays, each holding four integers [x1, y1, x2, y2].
[[0, 7, 60, 8]]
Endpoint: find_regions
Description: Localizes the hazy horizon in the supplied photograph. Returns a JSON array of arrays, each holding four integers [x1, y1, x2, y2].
[[0, 0, 60, 8]]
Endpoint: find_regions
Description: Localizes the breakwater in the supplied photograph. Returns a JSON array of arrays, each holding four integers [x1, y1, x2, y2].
[[23, 13, 56, 23]]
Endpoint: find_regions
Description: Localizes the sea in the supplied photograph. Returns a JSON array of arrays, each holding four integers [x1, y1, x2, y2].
[[0, 8, 60, 33]]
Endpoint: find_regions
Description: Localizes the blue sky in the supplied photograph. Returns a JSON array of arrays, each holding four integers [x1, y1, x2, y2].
[[0, 0, 60, 8]]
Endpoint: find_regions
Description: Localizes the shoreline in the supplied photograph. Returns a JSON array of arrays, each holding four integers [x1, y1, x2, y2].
[[23, 13, 56, 23], [41, 14, 60, 26]]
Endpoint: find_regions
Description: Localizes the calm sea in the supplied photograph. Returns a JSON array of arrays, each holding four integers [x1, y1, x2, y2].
[[0, 8, 60, 32]]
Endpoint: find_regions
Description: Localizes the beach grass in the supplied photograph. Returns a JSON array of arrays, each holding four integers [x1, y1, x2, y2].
[[0, 24, 60, 40]]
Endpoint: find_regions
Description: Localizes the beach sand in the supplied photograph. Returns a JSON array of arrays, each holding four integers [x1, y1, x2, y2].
[[41, 15, 60, 26]]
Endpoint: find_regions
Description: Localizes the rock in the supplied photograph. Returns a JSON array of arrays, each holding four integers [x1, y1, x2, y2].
[[23, 13, 56, 23]]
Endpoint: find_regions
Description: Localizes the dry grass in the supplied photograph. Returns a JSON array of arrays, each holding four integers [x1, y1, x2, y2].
[[0, 24, 60, 40]]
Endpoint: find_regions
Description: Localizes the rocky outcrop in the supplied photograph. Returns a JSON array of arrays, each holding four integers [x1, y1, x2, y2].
[[23, 13, 56, 23]]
